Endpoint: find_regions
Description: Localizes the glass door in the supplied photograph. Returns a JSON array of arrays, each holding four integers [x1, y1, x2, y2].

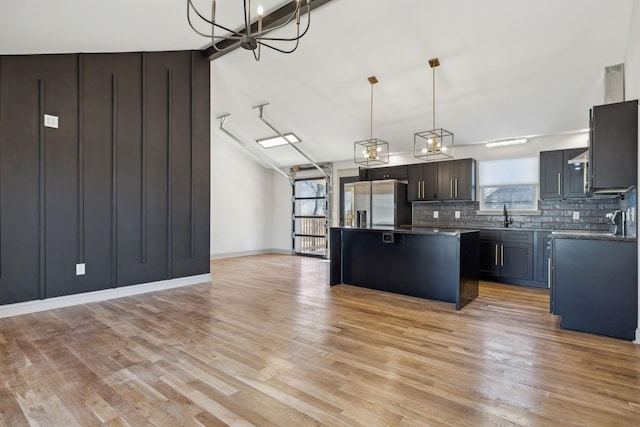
[[293, 177, 329, 257]]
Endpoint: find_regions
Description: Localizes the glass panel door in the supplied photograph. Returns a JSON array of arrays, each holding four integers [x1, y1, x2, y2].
[[293, 177, 328, 257]]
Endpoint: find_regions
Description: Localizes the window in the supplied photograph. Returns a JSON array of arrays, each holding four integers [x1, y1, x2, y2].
[[478, 157, 538, 210]]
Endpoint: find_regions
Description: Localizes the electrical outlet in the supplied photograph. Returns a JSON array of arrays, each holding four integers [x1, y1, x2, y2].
[[433, 211, 439, 219], [455, 211, 461, 219], [44, 114, 59, 129], [76, 263, 85, 276], [572, 211, 580, 221]]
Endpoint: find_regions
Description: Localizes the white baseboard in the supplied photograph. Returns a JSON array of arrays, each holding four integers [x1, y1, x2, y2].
[[635, 328, 640, 344], [0, 274, 211, 319], [210, 248, 291, 260]]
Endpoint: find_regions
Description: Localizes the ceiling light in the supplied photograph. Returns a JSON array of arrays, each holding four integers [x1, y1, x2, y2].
[[486, 138, 528, 148], [187, 0, 311, 61], [354, 76, 390, 166], [256, 133, 300, 148], [414, 58, 454, 161]]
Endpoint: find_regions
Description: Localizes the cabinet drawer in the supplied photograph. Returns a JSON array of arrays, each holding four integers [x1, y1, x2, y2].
[[501, 230, 533, 243], [479, 230, 500, 241]]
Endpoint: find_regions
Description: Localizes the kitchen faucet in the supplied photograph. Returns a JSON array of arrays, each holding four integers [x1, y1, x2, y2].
[[605, 209, 625, 235], [503, 204, 513, 228]]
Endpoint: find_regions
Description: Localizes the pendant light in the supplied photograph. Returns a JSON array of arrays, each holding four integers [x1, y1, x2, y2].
[[414, 58, 454, 161], [187, 0, 312, 62], [354, 76, 390, 166]]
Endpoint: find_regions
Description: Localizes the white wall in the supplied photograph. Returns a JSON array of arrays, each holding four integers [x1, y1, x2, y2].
[[210, 133, 277, 258], [624, 0, 640, 342], [270, 169, 293, 252]]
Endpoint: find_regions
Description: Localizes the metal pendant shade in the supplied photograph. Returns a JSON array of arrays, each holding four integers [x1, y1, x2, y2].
[[415, 58, 454, 161], [354, 76, 390, 166]]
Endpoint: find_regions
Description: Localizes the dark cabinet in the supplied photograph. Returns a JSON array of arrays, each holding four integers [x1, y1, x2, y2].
[[407, 163, 438, 202], [360, 165, 408, 181], [552, 238, 637, 340], [540, 150, 563, 198], [540, 148, 588, 199], [437, 159, 475, 201], [479, 230, 534, 284], [534, 231, 552, 285], [590, 100, 638, 190]]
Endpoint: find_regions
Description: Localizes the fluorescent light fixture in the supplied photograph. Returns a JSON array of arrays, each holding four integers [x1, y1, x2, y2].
[[256, 133, 300, 148], [486, 138, 528, 148]]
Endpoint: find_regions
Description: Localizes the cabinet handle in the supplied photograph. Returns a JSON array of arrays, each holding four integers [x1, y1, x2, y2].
[[495, 244, 498, 266], [450, 179, 453, 197], [421, 181, 424, 198], [455, 178, 458, 198], [557, 172, 561, 195], [417, 181, 421, 199], [501, 244, 504, 266]]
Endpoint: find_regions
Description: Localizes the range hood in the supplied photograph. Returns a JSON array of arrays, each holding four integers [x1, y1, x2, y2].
[[568, 150, 588, 164]]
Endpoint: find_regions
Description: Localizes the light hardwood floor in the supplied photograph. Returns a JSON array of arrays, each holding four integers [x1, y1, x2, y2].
[[1, 254, 639, 426]]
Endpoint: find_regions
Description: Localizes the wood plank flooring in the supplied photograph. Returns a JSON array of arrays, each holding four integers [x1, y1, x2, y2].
[[1, 253, 640, 426]]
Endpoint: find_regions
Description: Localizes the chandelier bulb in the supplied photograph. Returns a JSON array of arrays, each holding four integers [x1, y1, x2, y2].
[[257, 5, 264, 15]]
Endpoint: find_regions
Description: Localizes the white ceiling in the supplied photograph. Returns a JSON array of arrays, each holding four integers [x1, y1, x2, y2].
[[1, 0, 635, 167]]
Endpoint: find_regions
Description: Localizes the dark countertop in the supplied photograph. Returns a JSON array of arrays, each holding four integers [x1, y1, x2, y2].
[[331, 226, 478, 236], [547, 231, 637, 242], [333, 225, 637, 242]]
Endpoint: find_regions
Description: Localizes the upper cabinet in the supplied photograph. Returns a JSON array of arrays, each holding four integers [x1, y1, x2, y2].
[[407, 163, 438, 202], [540, 148, 588, 199], [437, 159, 476, 201], [590, 100, 638, 191], [407, 158, 475, 202], [359, 165, 408, 181]]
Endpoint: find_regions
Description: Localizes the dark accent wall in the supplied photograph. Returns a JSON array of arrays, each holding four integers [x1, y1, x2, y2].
[[0, 51, 210, 305]]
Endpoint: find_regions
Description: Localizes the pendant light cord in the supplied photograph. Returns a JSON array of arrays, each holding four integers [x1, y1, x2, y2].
[[432, 65, 436, 130], [370, 81, 374, 140]]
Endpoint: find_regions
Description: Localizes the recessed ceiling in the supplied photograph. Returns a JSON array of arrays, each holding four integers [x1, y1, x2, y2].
[[1, 0, 635, 168]]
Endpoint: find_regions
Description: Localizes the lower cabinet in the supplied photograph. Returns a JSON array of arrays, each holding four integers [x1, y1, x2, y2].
[[552, 238, 637, 340], [479, 229, 543, 287]]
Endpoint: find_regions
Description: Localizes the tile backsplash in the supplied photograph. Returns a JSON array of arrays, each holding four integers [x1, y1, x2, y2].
[[412, 189, 637, 237]]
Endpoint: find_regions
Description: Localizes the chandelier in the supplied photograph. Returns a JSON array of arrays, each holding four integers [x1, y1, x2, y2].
[[414, 58, 454, 161], [354, 76, 390, 166], [187, 0, 312, 61]]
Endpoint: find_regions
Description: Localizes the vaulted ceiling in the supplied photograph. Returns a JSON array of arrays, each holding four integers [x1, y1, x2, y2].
[[1, 0, 635, 167]]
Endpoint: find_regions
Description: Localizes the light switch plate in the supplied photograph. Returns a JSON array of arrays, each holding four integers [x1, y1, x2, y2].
[[44, 114, 59, 129], [572, 211, 580, 220], [76, 263, 85, 276], [455, 211, 461, 219], [433, 211, 439, 219]]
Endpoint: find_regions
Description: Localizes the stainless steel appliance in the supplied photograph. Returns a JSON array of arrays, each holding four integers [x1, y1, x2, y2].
[[352, 179, 411, 228]]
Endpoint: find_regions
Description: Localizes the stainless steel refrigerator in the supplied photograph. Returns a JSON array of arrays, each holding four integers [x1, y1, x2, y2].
[[352, 179, 411, 228]]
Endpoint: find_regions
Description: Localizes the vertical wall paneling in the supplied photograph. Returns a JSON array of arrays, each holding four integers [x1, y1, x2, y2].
[[82, 54, 122, 295], [141, 53, 147, 264], [142, 52, 173, 285], [43, 55, 80, 299], [78, 55, 85, 263], [111, 74, 118, 288], [38, 79, 46, 298], [0, 56, 41, 304], [166, 68, 173, 278], [0, 51, 209, 305], [0, 57, 2, 279], [190, 52, 196, 259]]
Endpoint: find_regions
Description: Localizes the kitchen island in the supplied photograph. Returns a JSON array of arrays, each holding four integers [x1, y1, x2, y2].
[[330, 227, 479, 309]]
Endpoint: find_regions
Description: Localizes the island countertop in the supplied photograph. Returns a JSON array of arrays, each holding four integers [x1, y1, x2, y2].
[[331, 226, 480, 236]]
